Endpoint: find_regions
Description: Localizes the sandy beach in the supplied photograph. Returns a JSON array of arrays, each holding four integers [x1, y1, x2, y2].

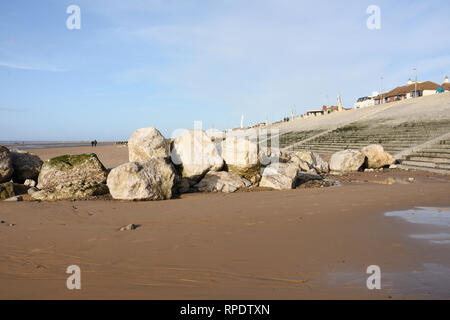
[[1, 145, 449, 299]]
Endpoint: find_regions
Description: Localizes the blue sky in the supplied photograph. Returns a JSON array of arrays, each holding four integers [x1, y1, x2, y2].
[[1, 0, 450, 141]]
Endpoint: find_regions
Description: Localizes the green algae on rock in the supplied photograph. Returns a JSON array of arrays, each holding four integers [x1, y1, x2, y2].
[[38, 153, 108, 190]]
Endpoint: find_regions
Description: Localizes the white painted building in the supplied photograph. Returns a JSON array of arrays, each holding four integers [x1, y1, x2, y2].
[[354, 91, 378, 109]]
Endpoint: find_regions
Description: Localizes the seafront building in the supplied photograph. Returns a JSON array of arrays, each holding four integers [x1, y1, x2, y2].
[[355, 76, 449, 108], [442, 76, 450, 91]]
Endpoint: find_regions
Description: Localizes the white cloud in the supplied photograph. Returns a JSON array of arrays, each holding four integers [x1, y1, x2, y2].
[[0, 61, 67, 72]]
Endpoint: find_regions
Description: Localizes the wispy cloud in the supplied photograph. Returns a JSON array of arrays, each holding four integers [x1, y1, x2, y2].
[[0, 107, 29, 113], [0, 61, 67, 72]]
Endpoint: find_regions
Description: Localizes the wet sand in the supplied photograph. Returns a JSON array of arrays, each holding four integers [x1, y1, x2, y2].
[[0, 145, 450, 299]]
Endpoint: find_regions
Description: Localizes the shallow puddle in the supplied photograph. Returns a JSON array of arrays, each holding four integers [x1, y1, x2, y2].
[[327, 263, 450, 298], [385, 207, 450, 227], [325, 207, 450, 298]]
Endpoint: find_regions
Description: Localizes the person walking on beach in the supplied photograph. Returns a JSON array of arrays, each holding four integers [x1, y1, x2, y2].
[[94, 140, 98, 147], [91, 141, 94, 147]]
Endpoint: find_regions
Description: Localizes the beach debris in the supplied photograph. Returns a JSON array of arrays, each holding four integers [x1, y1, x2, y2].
[[107, 158, 176, 200], [37, 153, 108, 190], [4, 195, 23, 202], [220, 136, 260, 180], [119, 224, 140, 231], [390, 164, 398, 169], [0, 146, 14, 183], [24, 179, 36, 187], [31, 181, 109, 201], [361, 144, 395, 169], [171, 129, 224, 181], [364, 168, 375, 172], [194, 171, 251, 193], [9, 149, 43, 183], [330, 149, 366, 172], [128, 127, 170, 162]]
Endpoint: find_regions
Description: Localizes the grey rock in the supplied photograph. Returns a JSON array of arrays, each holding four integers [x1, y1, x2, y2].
[[119, 224, 140, 231], [0, 146, 13, 183], [259, 163, 301, 190], [195, 171, 251, 193], [330, 149, 366, 172], [38, 153, 108, 190], [107, 158, 176, 201], [128, 127, 170, 162], [171, 130, 224, 180], [10, 149, 43, 183]]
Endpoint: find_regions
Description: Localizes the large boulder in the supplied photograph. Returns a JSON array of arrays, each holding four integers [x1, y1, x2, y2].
[[10, 149, 43, 183], [107, 158, 176, 200], [32, 181, 109, 201], [259, 163, 301, 190], [220, 137, 260, 180], [361, 144, 395, 169], [330, 149, 366, 172], [0, 146, 13, 183], [294, 151, 329, 173], [128, 127, 169, 162], [194, 171, 251, 193], [38, 154, 108, 190], [171, 130, 224, 180]]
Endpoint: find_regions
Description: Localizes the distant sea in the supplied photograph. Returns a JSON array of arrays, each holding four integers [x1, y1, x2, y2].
[[0, 141, 113, 149]]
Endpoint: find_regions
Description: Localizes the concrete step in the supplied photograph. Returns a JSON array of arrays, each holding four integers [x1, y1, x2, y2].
[[421, 145, 450, 150], [410, 152, 450, 158], [396, 164, 450, 175], [399, 160, 450, 170], [299, 143, 407, 151], [406, 156, 450, 164]]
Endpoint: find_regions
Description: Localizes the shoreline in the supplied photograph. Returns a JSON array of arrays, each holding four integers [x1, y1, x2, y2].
[[1, 142, 115, 149]]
